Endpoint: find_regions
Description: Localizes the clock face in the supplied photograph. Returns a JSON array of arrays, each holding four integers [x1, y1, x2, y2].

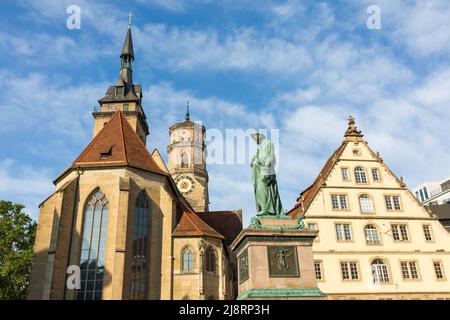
[[176, 176, 195, 194]]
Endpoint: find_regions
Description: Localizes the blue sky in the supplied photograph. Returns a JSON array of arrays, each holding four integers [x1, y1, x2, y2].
[[1, 0, 450, 225]]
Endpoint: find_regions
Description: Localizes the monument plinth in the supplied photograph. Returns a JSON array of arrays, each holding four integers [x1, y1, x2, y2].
[[230, 216, 326, 300]]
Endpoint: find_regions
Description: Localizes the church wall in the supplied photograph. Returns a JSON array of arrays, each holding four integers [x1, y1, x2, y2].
[[28, 192, 62, 299], [46, 167, 174, 300], [172, 237, 233, 300]]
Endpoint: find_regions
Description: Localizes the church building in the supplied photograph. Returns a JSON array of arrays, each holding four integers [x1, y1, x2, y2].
[[289, 117, 450, 299], [27, 24, 242, 300]]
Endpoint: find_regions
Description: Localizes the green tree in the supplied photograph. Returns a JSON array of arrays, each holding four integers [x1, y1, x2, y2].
[[0, 200, 36, 299]]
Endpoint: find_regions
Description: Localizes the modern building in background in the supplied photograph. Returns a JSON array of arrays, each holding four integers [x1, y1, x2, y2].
[[289, 117, 450, 299], [413, 178, 450, 205]]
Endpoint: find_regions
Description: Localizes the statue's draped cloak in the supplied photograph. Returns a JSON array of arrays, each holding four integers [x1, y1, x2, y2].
[[251, 140, 284, 216]]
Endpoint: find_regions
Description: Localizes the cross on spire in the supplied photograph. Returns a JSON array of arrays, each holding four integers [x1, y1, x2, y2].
[[127, 11, 134, 28]]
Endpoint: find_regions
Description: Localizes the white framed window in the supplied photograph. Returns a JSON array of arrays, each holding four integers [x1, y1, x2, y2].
[[423, 225, 433, 242], [336, 223, 352, 241], [331, 194, 349, 210], [433, 261, 445, 280], [401, 261, 420, 280], [371, 259, 390, 283], [359, 194, 374, 213], [354, 167, 368, 184], [341, 168, 350, 181], [385, 195, 401, 211], [314, 261, 323, 280], [364, 225, 381, 244], [391, 224, 409, 241], [372, 168, 381, 182], [340, 261, 359, 280]]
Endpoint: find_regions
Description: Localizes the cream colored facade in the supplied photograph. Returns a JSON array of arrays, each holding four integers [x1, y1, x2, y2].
[[296, 118, 450, 299]]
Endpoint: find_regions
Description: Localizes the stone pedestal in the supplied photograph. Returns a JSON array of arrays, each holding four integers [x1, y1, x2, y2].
[[230, 216, 326, 300]]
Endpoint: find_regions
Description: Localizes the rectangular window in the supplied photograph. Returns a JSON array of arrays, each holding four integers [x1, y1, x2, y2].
[[340, 261, 359, 280], [308, 223, 319, 241], [372, 168, 381, 182], [308, 223, 317, 230], [331, 195, 339, 210], [123, 103, 129, 111], [341, 168, 350, 181], [336, 224, 352, 241], [340, 195, 348, 210], [314, 261, 323, 280], [423, 225, 433, 241], [385, 195, 401, 211], [401, 261, 420, 280], [331, 194, 349, 210], [391, 224, 409, 241], [434, 261, 445, 280]]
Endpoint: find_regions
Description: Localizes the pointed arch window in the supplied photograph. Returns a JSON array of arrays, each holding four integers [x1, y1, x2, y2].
[[354, 167, 368, 184], [364, 225, 381, 244], [205, 247, 216, 273], [182, 247, 194, 272], [359, 194, 374, 213], [78, 189, 109, 300], [130, 191, 151, 300], [371, 259, 390, 283]]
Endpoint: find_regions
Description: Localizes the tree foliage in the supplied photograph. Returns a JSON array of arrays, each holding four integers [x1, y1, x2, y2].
[[0, 200, 36, 299]]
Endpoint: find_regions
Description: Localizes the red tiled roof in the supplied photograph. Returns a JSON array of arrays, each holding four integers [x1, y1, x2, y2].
[[288, 141, 347, 219], [196, 211, 243, 245], [173, 208, 224, 239], [72, 110, 165, 174]]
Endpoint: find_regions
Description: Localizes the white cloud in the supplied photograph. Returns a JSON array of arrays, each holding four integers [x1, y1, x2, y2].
[[0, 159, 54, 220]]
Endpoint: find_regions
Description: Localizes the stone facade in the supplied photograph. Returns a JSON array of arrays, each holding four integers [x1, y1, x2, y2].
[[167, 114, 209, 212], [27, 25, 241, 300]]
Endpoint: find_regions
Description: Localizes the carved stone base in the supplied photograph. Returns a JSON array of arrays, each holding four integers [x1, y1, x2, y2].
[[230, 217, 326, 300]]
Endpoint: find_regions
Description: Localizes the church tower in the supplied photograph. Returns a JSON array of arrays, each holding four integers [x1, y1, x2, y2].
[[167, 102, 209, 212], [93, 22, 149, 145]]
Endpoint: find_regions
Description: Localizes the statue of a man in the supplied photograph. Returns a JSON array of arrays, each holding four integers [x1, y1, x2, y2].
[[251, 133, 284, 216]]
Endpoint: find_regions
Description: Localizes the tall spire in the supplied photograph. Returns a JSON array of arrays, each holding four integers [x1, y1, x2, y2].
[[344, 115, 364, 140], [118, 14, 134, 86], [185, 100, 190, 121]]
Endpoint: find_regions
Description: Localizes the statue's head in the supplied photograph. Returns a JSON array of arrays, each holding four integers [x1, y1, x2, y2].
[[251, 132, 266, 145]]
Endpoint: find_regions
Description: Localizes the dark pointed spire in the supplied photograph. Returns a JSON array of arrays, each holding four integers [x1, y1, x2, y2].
[[117, 14, 135, 86], [185, 100, 190, 121], [121, 23, 134, 58], [344, 115, 364, 140]]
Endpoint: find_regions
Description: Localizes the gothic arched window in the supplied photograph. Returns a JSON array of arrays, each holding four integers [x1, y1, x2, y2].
[[182, 247, 194, 272], [180, 152, 189, 168], [130, 191, 151, 300], [371, 259, 390, 283], [78, 189, 109, 300], [364, 225, 381, 244], [359, 194, 374, 213], [205, 247, 216, 273], [354, 167, 368, 184]]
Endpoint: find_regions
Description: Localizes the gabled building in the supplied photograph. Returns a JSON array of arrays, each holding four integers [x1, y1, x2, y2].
[[289, 116, 450, 299], [27, 24, 242, 300]]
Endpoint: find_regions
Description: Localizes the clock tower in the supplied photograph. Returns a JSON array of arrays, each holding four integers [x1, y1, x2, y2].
[[167, 102, 209, 212]]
